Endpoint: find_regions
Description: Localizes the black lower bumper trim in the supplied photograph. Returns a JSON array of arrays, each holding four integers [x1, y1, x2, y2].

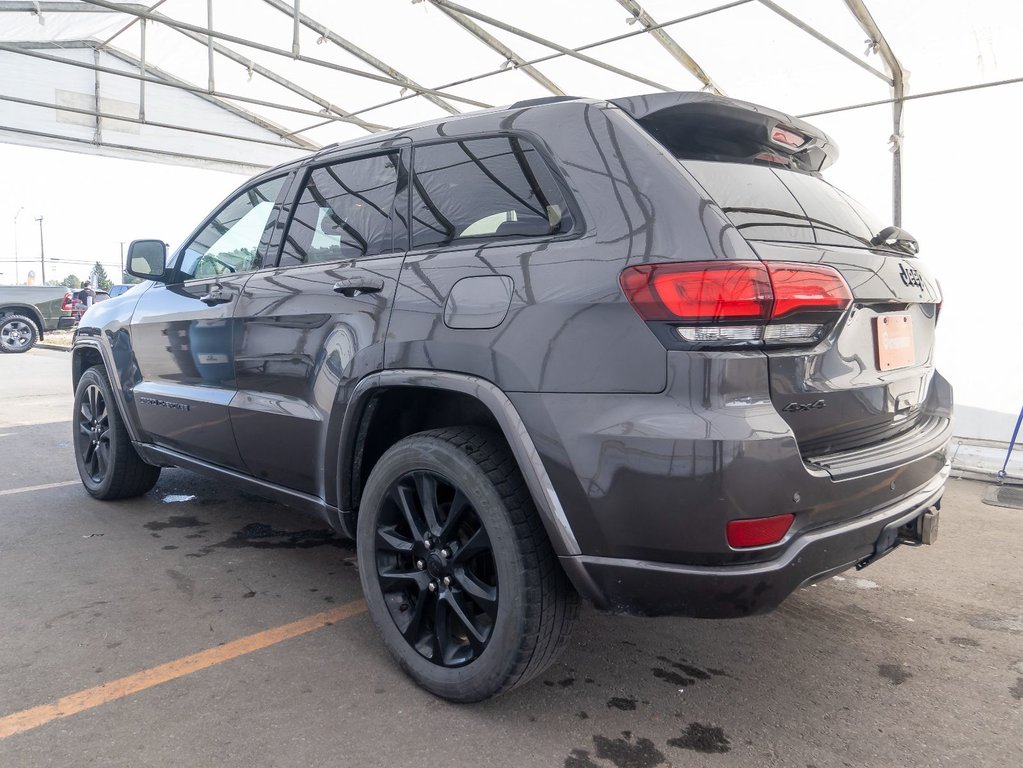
[[559, 468, 947, 618]]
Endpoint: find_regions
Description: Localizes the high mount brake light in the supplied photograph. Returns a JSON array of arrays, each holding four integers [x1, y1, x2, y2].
[[620, 261, 852, 347], [770, 125, 807, 148]]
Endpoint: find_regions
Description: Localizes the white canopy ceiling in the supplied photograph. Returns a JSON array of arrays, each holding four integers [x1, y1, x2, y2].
[[1, 0, 1020, 185]]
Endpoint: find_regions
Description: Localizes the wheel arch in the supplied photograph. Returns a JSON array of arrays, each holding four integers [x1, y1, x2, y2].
[[0, 304, 46, 339], [333, 370, 580, 557]]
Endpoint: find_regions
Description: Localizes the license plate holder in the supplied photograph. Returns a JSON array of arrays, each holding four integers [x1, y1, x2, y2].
[[874, 314, 915, 371]]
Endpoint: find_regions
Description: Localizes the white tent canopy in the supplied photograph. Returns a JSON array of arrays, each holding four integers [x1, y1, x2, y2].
[[1, 0, 1018, 190], [2, 0, 1022, 446]]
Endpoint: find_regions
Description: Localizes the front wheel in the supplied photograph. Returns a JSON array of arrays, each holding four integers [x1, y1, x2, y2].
[[357, 427, 578, 702], [74, 366, 161, 499]]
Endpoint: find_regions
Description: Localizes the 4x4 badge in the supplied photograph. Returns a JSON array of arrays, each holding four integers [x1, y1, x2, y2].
[[899, 261, 923, 289], [783, 399, 826, 412]]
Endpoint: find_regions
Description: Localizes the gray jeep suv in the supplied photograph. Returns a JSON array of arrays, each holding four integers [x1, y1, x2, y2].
[[71, 92, 951, 702]]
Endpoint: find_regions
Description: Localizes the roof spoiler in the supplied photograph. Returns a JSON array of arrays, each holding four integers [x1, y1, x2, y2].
[[611, 92, 838, 172]]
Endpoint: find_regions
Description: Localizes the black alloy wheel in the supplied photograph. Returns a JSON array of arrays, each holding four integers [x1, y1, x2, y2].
[[73, 366, 161, 499], [357, 427, 578, 702], [375, 470, 498, 667], [77, 382, 112, 484]]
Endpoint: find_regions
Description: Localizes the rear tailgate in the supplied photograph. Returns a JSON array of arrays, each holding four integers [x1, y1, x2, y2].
[[683, 160, 945, 469]]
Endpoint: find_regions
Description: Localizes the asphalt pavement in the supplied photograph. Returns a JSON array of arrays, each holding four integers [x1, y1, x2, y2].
[[0, 348, 1020, 767]]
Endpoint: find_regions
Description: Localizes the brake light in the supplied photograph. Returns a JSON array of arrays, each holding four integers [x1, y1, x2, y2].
[[770, 125, 807, 148], [768, 264, 852, 319], [727, 513, 794, 548], [620, 263, 772, 323], [620, 261, 852, 347]]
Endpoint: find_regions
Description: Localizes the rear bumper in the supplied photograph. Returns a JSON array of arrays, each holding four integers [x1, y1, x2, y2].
[[559, 464, 947, 617]]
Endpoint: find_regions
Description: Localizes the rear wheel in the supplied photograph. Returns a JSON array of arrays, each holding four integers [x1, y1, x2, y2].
[[357, 427, 578, 702], [0, 314, 39, 353], [74, 366, 161, 499]]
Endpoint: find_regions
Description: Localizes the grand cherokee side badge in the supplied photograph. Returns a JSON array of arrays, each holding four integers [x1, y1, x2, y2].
[[783, 399, 826, 412]]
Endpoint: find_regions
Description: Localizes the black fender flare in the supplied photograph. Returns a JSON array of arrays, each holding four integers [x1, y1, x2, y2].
[[334, 369, 581, 557]]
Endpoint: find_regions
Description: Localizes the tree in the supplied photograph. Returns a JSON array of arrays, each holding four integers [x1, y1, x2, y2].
[[61, 274, 81, 289], [91, 261, 112, 291]]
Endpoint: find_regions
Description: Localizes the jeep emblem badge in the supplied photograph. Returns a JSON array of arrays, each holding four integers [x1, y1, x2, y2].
[[898, 261, 923, 289]]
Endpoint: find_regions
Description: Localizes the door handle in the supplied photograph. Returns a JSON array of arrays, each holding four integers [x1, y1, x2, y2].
[[332, 276, 385, 297], [198, 287, 233, 306]]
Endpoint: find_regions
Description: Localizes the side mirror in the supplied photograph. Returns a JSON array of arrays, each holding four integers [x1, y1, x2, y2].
[[126, 240, 169, 282]]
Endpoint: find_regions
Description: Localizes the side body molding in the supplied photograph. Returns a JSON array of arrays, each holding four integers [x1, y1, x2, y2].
[[338, 369, 581, 557]]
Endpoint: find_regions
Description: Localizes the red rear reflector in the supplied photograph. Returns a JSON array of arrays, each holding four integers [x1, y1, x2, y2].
[[770, 126, 806, 148], [727, 513, 795, 548], [619, 262, 772, 322], [767, 264, 852, 319]]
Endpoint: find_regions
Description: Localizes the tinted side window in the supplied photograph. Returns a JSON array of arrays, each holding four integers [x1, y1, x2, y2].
[[179, 176, 286, 280], [281, 153, 402, 267], [411, 137, 573, 249]]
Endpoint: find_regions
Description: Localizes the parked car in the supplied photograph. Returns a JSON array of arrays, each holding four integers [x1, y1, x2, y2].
[[0, 284, 76, 352], [71, 92, 951, 702], [70, 289, 110, 322]]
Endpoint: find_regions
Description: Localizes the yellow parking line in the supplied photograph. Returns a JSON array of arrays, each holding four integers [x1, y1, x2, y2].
[[0, 599, 367, 740], [0, 480, 80, 497]]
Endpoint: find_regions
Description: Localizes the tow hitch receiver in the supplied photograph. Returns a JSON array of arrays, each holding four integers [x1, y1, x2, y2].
[[856, 503, 940, 571]]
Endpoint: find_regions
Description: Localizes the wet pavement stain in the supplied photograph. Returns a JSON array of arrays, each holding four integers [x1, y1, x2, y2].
[[668, 723, 731, 754], [185, 523, 353, 557], [591, 733, 665, 768], [655, 655, 714, 681], [144, 515, 208, 531], [544, 677, 576, 688], [949, 636, 980, 648], [166, 569, 194, 599], [651, 667, 695, 686], [1010, 677, 1023, 700], [607, 697, 637, 711], [161, 545, 179, 550], [577, 711, 589, 720], [564, 750, 601, 768], [878, 663, 912, 685]]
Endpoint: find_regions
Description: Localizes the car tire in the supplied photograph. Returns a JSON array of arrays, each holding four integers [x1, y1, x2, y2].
[[0, 314, 39, 353], [74, 366, 161, 500], [357, 426, 578, 702]]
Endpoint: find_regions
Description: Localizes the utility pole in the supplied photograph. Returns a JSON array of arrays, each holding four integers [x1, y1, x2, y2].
[[13, 207, 23, 284], [119, 241, 125, 282], [35, 216, 45, 285]]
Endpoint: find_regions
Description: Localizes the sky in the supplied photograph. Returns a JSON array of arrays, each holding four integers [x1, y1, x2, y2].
[[0, 0, 1021, 431]]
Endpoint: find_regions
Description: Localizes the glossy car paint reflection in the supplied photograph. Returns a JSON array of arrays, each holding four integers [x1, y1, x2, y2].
[[129, 278, 249, 470], [231, 255, 405, 494]]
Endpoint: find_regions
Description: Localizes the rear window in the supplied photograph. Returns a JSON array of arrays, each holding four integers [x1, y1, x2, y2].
[[681, 161, 888, 251]]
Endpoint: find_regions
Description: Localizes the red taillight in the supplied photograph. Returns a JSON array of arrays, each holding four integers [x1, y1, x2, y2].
[[619, 262, 772, 323], [726, 513, 794, 548], [61, 292, 74, 311], [768, 264, 852, 319], [621, 261, 852, 346]]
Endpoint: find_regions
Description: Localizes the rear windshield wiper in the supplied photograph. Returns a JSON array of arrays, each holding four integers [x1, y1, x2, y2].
[[870, 225, 919, 254]]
